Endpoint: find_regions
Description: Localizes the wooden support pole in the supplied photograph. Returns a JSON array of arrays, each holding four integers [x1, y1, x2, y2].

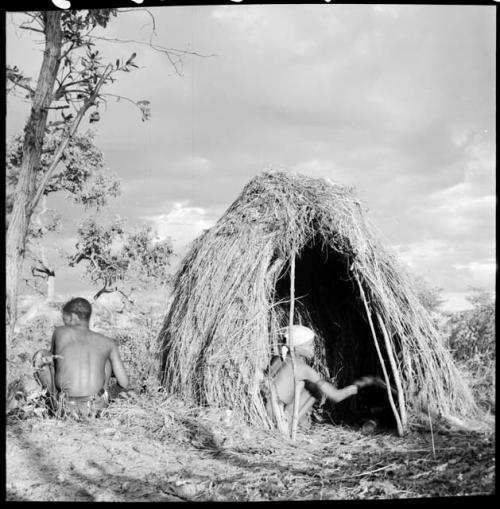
[[354, 274, 405, 437], [376, 312, 408, 431], [288, 250, 301, 441]]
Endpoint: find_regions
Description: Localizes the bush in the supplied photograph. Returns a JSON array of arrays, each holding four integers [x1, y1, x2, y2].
[[443, 289, 495, 413], [90, 297, 169, 394], [6, 305, 61, 416]]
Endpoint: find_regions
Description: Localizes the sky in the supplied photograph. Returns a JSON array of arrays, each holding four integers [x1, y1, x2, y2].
[[5, 4, 496, 311]]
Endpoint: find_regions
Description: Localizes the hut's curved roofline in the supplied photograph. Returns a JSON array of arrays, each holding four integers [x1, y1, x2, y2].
[[159, 170, 479, 432]]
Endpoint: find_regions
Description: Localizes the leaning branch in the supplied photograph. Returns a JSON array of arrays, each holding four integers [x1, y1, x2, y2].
[[354, 272, 405, 436], [288, 250, 301, 441], [118, 7, 157, 39], [90, 35, 215, 75], [6, 76, 35, 97], [376, 312, 408, 431], [28, 64, 113, 214]]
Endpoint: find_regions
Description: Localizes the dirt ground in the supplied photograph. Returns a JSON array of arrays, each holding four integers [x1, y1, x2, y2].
[[5, 394, 495, 502]]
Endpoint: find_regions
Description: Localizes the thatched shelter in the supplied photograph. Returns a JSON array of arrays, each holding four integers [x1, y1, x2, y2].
[[159, 170, 478, 433]]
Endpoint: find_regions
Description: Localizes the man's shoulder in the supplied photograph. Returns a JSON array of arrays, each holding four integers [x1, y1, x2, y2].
[[295, 358, 319, 380], [53, 325, 72, 337], [90, 330, 118, 347]]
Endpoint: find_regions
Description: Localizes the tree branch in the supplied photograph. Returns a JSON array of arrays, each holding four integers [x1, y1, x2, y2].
[[32, 265, 55, 278], [90, 35, 215, 76], [19, 25, 44, 34], [6, 76, 35, 97], [118, 8, 157, 38], [94, 284, 113, 301]]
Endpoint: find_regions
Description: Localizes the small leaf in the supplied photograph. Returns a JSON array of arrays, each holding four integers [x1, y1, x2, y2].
[[89, 111, 101, 123], [125, 52, 137, 65]]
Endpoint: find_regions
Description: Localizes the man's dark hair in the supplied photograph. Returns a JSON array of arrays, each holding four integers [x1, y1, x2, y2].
[[62, 297, 92, 321]]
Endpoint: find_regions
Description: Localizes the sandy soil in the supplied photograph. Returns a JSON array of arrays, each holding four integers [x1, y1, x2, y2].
[[6, 400, 495, 502]]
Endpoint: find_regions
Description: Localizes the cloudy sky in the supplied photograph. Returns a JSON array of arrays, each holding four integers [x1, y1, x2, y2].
[[6, 4, 496, 310]]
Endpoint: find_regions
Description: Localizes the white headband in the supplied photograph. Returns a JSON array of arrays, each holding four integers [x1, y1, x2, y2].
[[282, 325, 315, 346]]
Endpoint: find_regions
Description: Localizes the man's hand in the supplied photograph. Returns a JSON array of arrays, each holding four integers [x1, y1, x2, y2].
[[354, 376, 386, 390], [354, 376, 398, 396], [32, 350, 63, 369]]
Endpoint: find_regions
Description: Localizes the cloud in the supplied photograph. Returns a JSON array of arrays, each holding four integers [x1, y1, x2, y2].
[[451, 259, 497, 288], [392, 239, 454, 270], [144, 201, 218, 250], [372, 5, 400, 17], [400, 134, 495, 241]]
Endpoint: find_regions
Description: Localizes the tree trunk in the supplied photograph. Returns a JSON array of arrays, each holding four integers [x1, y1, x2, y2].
[[46, 273, 55, 303], [6, 12, 62, 331]]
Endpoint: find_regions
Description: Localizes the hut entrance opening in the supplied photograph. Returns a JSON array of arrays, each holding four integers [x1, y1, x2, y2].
[[273, 236, 397, 429]]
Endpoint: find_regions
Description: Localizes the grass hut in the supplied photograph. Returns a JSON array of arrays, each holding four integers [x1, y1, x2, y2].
[[159, 170, 478, 434]]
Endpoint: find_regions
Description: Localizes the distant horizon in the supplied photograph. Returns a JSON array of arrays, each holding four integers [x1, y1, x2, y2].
[[17, 230, 492, 315]]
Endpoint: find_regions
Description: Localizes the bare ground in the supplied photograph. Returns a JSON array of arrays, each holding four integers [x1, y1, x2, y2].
[[5, 393, 495, 502]]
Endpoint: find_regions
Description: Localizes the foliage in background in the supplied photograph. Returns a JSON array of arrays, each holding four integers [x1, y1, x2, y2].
[[91, 299, 167, 393], [6, 303, 61, 417], [443, 289, 495, 413], [414, 279, 495, 414], [69, 216, 174, 302], [445, 288, 495, 362], [5, 8, 148, 326], [6, 129, 121, 301], [6, 130, 120, 223], [412, 275, 444, 315]]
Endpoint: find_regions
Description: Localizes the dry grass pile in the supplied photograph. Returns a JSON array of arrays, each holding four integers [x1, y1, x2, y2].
[[159, 170, 480, 432], [102, 390, 265, 452]]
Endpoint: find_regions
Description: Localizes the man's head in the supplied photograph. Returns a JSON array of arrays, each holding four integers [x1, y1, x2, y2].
[[283, 325, 315, 359], [62, 297, 92, 326]]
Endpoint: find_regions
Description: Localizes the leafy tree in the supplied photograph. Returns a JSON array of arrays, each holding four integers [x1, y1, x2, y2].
[[6, 129, 120, 224], [445, 288, 495, 363], [6, 7, 207, 329], [6, 129, 121, 301], [69, 216, 174, 303], [6, 10, 117, 326]]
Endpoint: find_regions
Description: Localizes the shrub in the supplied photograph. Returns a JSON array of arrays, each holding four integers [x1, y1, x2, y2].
[[443, 289, 495, 413]]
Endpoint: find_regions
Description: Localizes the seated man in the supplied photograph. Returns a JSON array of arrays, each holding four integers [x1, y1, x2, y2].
[[266, 325, 387, 429], [33, 297, 129, 419]]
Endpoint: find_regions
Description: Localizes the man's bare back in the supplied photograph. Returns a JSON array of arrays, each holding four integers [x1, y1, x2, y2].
[[31, 298, 129, 419], [52, 325, 128, 397]]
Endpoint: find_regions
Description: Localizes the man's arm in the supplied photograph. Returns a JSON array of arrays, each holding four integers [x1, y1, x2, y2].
[[298, 363, 358, 403], [50, 330, 57, 354], [315, 379, 358, 403], [109, 342, 129, 389]]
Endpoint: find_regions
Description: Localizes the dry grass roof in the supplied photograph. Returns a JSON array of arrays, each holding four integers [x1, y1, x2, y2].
[[158, 170, 478, 432]]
